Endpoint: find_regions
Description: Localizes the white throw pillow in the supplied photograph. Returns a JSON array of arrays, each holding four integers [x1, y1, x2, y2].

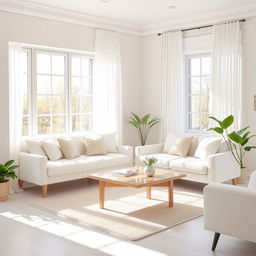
[[168, 136, 192, 157], [162, 133, 179, 153], [102, 133, 117, 153], [194, 137, 222, 160], [84, 136, 107, 156], [58, 138, 80, 159], [41, 141, 63, 161], [26, 140, 47, 157]]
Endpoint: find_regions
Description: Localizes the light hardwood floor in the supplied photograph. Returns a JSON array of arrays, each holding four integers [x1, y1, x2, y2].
[[0, 179, 255, 256]]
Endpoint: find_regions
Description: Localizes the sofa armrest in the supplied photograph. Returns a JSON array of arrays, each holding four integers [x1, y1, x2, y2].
[[135, 144, 164, 157], [204, 184, 256, 242], [19, 152, 48, 185], [116, 145, 133, 165], [207, 151, 240, 183], [248, 171, 256, 189]]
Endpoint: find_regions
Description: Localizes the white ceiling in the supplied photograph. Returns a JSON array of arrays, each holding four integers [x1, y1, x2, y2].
[[1, 0, 256, 35]]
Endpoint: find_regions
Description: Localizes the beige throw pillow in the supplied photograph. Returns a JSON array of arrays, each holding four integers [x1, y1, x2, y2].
[[26, 140, 47, 156], [168, 136, 192, 157], [84, 137, 107, 156], [41, 141, 63, 161], [58, 138, 80, 159]]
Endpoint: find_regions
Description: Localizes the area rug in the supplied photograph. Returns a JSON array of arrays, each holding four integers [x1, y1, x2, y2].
[[32, 185, 203, 241]]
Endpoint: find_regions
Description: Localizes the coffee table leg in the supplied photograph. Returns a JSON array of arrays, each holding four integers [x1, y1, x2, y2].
[[146, 187, 151, 199], [99, 181, 105, 209], [168, 180, 174, 207]]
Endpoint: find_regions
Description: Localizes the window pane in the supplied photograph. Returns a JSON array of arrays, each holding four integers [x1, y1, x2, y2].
[[81, 96, 91, 113], [72, 96, 80, 113], [37, 96, 50, 114], [81, 78, 91, 94], [72, 115, 80, 132], [191, 96, 200, 112], [202, 57, 211, 75], [201, 77, 210, 95], [72, 77, 81, 94], [82, 115, 90, 130], [37, 75, 51, 94], [37, 54, 51, 74], [199, 114, 209, 130], [52, 76, 64, 94], [190, 113, 200, 130], [22, 117, 29, 136], [37, 116, 50, 134], [52, 96, 65, 114], [22, 74, 28, 94], [190, 77, 200, 94], [23, 96, 28, 115], [82, 58, 89, 76], [189, 58, 200, 76], [200, 95, 209, 112], [52, 116, 65, 133], [72, 57, 81, 76], [52, 55, 64, 75]]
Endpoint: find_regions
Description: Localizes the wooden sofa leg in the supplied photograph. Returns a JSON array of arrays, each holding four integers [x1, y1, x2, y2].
[[212, 232, 220, 251], [41, 185, 48, 197], [232, 178, 238, 185], [18, 179, 24, 189]]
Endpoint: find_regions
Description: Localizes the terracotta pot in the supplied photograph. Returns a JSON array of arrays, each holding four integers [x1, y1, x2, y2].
[[237, 167, 247, 184], [0, 180, 9, 201], [144, 165, 155, 177]]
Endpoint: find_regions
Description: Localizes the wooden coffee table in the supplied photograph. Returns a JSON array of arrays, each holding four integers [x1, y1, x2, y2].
[[88, 168, 186, 209]]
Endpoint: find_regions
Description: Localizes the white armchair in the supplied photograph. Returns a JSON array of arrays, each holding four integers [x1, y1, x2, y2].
[[204, 171, 256, 251]]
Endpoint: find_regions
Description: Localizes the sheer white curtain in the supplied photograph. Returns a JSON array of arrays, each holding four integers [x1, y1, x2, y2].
[[160, 31, 184, 141], [9, 42, 23, 193], [210, 22, 242, 129], [93, 30, 122, 143]]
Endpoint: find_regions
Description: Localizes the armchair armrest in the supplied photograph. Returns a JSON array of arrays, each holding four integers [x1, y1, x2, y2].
[[135, 144, 164, 157], [204, 184, 256, 242], [116, 145, 133, 165], [19, 152, 48, 185], [207, 151, 240, 183], [248, 171, 256, 189]]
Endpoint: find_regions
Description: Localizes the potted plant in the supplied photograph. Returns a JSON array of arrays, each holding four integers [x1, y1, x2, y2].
[[128, 112, 160, 146], [0, 160, 19, 201], [143, 156, 158, 177], [208, 115, 256, 183]]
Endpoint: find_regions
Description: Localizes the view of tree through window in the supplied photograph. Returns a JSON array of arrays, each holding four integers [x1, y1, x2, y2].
[[21, 48, 93, 136], [186, 55, 211, 131]]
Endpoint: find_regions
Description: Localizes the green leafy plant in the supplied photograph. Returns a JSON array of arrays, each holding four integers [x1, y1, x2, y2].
[[128, 112, 160, 146], [208, 115, 256, 168], [143, 156, 158, 166], [0, 160, 19, 183]]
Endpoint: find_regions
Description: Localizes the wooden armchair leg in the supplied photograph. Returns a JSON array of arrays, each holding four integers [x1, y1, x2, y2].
[[41, 185, 48, 197], [18, 179, 24, 189], [232, 178, 238, 185], [212, 232, 220, 251]]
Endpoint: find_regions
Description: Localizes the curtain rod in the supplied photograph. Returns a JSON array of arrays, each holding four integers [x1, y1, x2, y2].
[[157, 19, 246, 36]]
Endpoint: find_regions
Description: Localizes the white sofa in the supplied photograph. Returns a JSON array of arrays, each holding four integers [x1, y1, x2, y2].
[[204, 171, 256, 251], [135, 133, 240, 184], [19, 136, 133, 197]]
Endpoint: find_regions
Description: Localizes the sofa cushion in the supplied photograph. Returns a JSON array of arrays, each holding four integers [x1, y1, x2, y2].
[[170, 157, 208, 175], [47, 153, 130, 177], [168, 136, 192, 157], [194, 137, 221, 159], [139, 153, 182, 169]]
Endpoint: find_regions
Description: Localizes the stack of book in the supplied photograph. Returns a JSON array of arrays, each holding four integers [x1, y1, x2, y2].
[[112, 169, 136, 177]]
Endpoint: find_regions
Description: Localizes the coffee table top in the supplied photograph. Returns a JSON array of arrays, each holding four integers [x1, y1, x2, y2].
[[88, 168, 186, 188]]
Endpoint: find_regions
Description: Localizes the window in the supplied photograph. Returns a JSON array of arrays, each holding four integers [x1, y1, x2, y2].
[[186, 55, 211, 132], [21, 48, 93, 137]]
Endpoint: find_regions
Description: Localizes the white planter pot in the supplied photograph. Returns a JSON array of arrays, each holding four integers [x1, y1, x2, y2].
[[238, 167, 247, 184], [144, 165, 155, 177]]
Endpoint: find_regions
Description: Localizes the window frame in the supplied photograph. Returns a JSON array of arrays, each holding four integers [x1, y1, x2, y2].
[[22, 47, 94, 138], [184, 53, 211, 134]]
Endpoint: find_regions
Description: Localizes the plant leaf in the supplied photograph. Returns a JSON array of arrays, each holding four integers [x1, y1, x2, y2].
[[221, 115, 234, 129], [237, 126, 250, 136], [244, 146, 256, 151], [207, 127, 223, 134], [228, 131, 243, 144]]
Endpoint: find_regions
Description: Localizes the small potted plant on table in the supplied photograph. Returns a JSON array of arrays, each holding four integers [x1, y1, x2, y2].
[[0, 160, 19, 201], [143, 156, 158, 177]]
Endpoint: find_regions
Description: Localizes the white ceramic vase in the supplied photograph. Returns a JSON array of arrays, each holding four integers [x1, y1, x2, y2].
[[144, 165, 155, 177]]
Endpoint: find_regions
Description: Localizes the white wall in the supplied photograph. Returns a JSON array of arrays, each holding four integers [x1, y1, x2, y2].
[[142, 17, 256, 172], [0, 10, 142, 161]]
